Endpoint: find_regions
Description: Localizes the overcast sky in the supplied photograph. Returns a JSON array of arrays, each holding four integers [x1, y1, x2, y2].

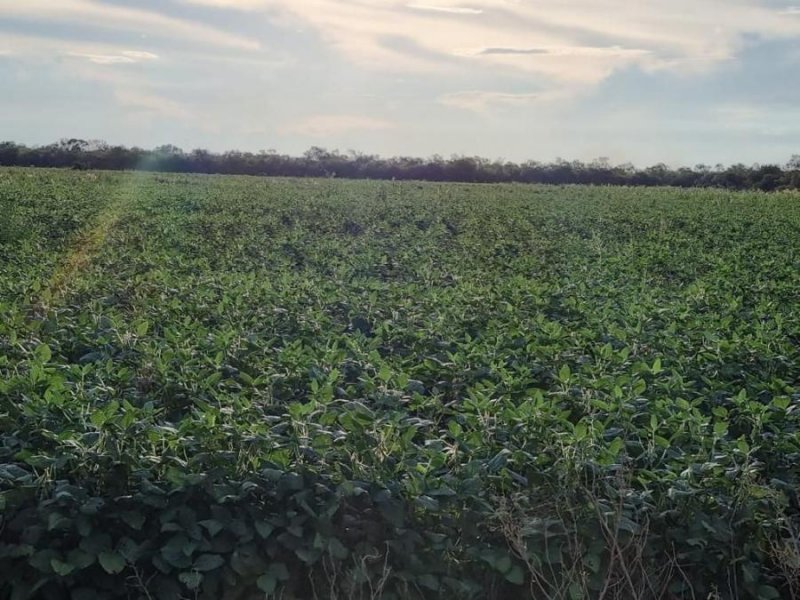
[[1, 0, 799, 166]]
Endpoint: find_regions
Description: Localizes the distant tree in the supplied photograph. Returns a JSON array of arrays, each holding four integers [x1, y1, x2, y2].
[[753, 165, 783, 191], [0, 142, 20, 165], [0, 139, 798, 191]]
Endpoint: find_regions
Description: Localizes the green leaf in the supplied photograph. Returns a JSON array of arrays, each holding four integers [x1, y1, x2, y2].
[[257, 574, 277, 594], [608, 437, 624, 458], [585, 552, 602, 573], [193, 554, 224, 572], [487, 449, 510, 473], [179, 571, 203, 590], [737, 437, 750, 453], [6, 544, 34, 558], [558, 364, 571, 382], [328, 538, 349, 560], [495, 554, 512, 574], [51, 558, 76, 576], [48, 512, 71, 531], [773, 396, 791, 410], [269, 562, 290, 580], [505, 565, 525, 585], [199, 519, 224, 537], [418, 574, 439, 591], [617, 516, 638, 534], [98, 551, 126, 574], [116, 538, 141, 563], [254, 521, 274, 539], [66, 548, 95, 570], [757, 585, 781, 600], [415, 495, 440, 511], [120, 511, 145, 530], [29, 549, 59, 574], [135, 321, 150, 336], [294, 547, 320, 565], [35, 344, 52, 363], [654, 435, 670, 448], [79, 533, 111, 556], [651, 357, 662, 374]]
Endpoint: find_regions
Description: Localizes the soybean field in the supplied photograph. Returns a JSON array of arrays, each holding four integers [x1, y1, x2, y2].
[[1, 168, 799, 600]]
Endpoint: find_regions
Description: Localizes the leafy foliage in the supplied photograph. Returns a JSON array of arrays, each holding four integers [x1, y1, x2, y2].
[[1, 169, 799, 599]]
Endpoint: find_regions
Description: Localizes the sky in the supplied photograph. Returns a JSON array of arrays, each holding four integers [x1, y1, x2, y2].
[[1, 0, 799, 166]]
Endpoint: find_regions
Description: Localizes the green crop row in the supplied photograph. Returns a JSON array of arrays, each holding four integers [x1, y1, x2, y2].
[[1, 168, 799, 599]]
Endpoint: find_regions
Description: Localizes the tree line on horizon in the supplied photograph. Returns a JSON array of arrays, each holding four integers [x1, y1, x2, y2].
[[2, 139, 800, 191]]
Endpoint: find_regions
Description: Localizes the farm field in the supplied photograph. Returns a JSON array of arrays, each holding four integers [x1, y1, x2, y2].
[[1, 168, 799, 599]]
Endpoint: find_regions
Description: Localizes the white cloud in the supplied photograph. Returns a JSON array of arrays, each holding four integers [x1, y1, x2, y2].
[[114, 89, 195, 120], [68, 50, 159, 65], [407, 4, 483, 15], [464, 46, 650, 58], [122, 51, 159, 61], [4, 0, 800, 150], [438, 90, 568, 112], [0, 33, 168, 65], [176, 0, 800, 86], [439, 91, 540, 112], [175, 0, 267, 9], [0, 31, 286, 73], [0, 0, 259, 51], [2, 33, 194, 122], [281, 115, 396, 136], [70, 53, 137, 65]]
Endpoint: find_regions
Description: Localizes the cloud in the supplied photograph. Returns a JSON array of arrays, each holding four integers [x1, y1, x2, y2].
[[122, 51, 159, 60], [0, 31, 286, 73], [113, 89, 195, 120], [406, 4, 483, 15], [71, 54, 137, 65], [1, 0, 259, 51], [174, 0, 267, 9], [176, 0, 800, 87], [454, 45, 653, 82], [473, 46, 650, 58], [281, 115, 396, 137], [439, 90, 566, 112], [68, 50, 159, 65], [6, 0, 800, 148], [477, 48, 548, 56]]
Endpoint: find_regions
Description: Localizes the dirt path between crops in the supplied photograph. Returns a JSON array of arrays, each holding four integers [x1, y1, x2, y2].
[[45, 209, 122, 303], [34, 184, 136, 312]]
